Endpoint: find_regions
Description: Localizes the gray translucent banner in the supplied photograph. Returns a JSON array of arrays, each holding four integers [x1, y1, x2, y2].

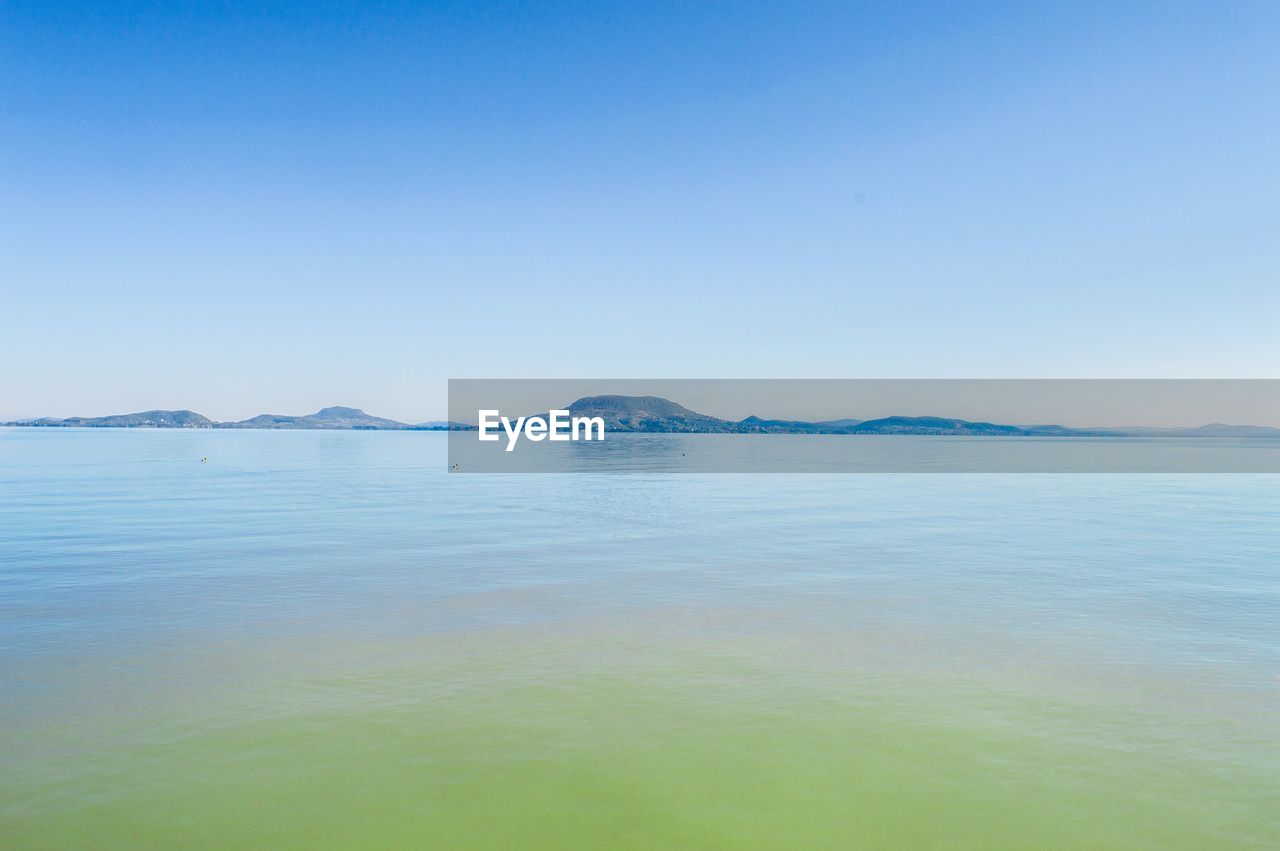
[[447, 380, 1280, 473]]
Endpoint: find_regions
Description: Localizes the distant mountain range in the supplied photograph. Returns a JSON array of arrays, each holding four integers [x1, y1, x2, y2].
[[6, 396, 1280, 437], [229, 406, 409, 430], [5, 406, 471, 431], [11, 410, 216, 429], [558, 395, 1280, 437]]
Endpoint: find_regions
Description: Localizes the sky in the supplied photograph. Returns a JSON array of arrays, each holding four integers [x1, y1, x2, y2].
[[3, 1, 1278, 422]]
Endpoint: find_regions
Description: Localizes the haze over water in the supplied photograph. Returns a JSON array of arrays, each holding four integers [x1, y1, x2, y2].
[[2, 428, 1277, 848]]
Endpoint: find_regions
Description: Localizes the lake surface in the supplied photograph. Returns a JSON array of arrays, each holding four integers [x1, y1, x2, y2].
[[450, 430, 1280, 472], [2, 428, 1278, 848]]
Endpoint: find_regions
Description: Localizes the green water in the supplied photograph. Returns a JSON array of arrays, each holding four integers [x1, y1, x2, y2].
[[2, 429, 1278, 847], [8, 625, 1275, 849]]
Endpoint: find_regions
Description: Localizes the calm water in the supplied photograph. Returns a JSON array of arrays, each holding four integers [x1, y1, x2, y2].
[[450, 431, 1280, 472], [2, 428, 1278, 848]]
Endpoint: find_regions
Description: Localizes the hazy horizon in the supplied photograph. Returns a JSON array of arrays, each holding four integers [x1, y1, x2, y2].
[[14, 386, 1280, 429], [13, 378, 1280, 431]]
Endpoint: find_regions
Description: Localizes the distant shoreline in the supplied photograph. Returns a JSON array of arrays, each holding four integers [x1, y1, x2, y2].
[[2, 406, 474, 432], [6, 395, 1280, 438]]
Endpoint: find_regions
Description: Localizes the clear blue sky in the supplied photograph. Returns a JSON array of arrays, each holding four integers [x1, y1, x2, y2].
[[3, 1, 1277, 422]]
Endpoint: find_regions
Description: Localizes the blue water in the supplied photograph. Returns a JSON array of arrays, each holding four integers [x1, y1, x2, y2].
[[2, 427, 1278, 848]]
